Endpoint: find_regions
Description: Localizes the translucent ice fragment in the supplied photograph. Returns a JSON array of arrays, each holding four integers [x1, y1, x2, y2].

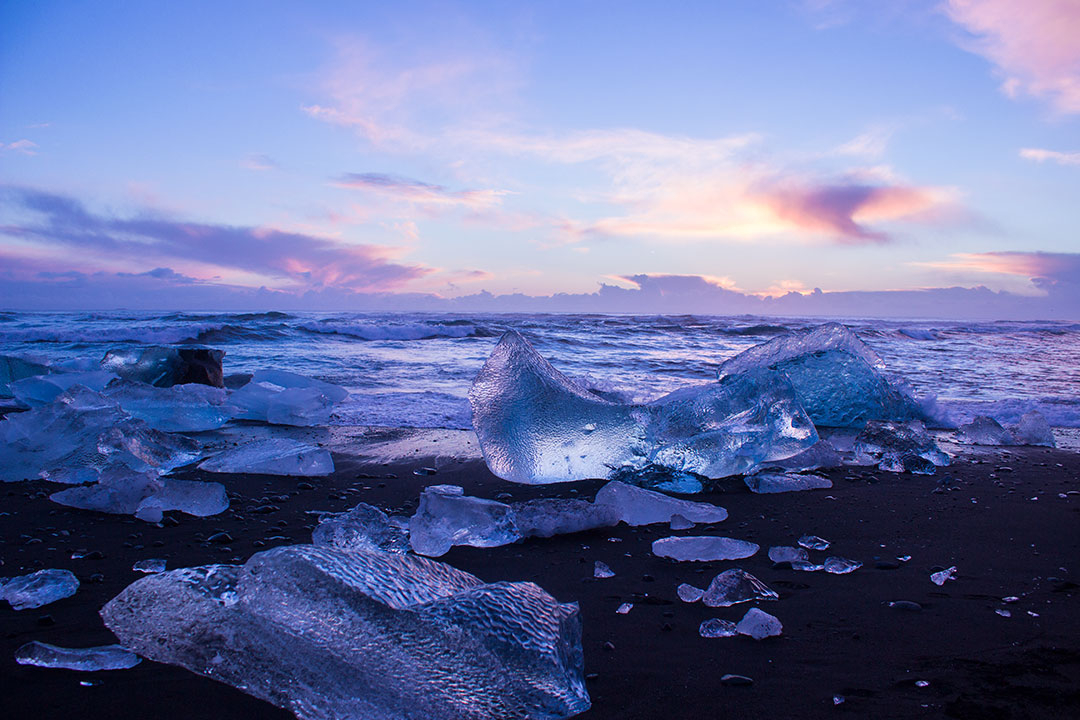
[[792, 561, 825, 572], [702, 569, 778, 607], [132, 559, 167, 574], [101, 546, 590, 720], [768, 546, 809, 564], [230, 370, 348, 427], [312, 503, 410, 553], [651, 536, 759, 562], [823, 556, 862, 574], [51, 466, 164, 515], [1009, 411, 1055, 447], [0, 355, 50, 398], [616, 602, 633, 614], [931, 566, 957, 586], [677, 583, 705, 603], [699, 618, 738, 638], [798, 535, 830, 551], [957, 416, 1015, 446], [134, 479, 229, 523], [854, 420, 949, 475], [103, 379, 232, 432], [669, 514, 695, 530], [101, 346, 224, 388], [758, 440, 843, 473], [736, 607, 782, 639], [745, 472, 832, 494], [717, 323, 924, 428], [469, 331, 817, 484], [593, 561, 615, 579], [512, 497, 620, 538], [1, 569, 79, 610], [198, 438, 334, 476], [409, 485, 517, 557], [11, 371, 118, 407], [14, 642, 141, 671], [594, 481, 727, 526]]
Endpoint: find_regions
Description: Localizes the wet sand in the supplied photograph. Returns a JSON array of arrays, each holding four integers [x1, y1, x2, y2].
[[2, 443, 1079, 719]]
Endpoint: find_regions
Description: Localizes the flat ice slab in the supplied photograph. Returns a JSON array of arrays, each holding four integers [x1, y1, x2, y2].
[[1, 569, 79, 610], [594, 481, 727, 526], [101, 546, 590, 720], [651, 536, 759, 562], [198, 438, 334, 476], [15, 641, 141, 671], [745, 471, 833, 494]]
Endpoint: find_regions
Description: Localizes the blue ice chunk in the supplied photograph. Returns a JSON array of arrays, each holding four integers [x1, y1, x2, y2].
[[854, 420, 949, 474], [11, 371, 118, 407], [198, 438, 334, 476], [230, 370, 348, 426], [651, 536, 759, 562], [101, 546, 590, 720], [103, 379, 233, 432], [718, 323, 924, 428], [1, 569, 79, 610], [312, 503, 411, 553], [0, 355, 50, 399], [15, 641, 141, 670]]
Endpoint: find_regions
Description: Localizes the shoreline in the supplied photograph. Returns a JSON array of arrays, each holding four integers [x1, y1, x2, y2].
[[2, 441, 1079, 719]]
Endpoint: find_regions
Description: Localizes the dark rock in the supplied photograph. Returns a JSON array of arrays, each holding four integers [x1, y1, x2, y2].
[[101, 346, 225, 388], [887, 600, 922, 611], [721, 674, 754, 686], [208, 532, 233, 544]]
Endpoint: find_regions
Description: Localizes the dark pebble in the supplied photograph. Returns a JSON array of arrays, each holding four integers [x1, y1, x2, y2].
[[721, 674, 754, 686], [602, 641, 615, 651], [297, 482, 314, 490], [162, 516, 180, 527], [875, 561, 901, 570], [413, 467, 438, 476], [208, 532, 234, 544], [253, 505, 280, 514], [642, 574, 656, 582], [887, 600, 922, 611], [36, 615, 55, 626]]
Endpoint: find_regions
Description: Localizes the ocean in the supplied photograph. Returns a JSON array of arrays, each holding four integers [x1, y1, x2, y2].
[[1, 311, 1078, 432]]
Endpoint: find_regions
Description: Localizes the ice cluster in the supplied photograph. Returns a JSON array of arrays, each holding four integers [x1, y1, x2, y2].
[[678, 569, 778, 607], [469, 331, 817, 485], [102, 545, 590, 720]]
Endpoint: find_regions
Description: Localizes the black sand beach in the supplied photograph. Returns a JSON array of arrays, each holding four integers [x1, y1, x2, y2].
[[2, 442, 1078, 720]]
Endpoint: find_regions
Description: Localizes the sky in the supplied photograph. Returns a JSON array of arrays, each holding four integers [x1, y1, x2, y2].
[[1, 0, 1078, 317]]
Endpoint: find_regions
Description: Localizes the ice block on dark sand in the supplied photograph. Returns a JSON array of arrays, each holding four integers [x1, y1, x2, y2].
[[469, 330, 816, 485], [15, 641, 141, 671], [229, 369, 348, 427], [102, 379, 233, 432], [101, 546, 590, 720], [198, 438, 334, 476], [717, 322, 925, 428], [1, 569, 79, 610], [854, 420, 949, 474]]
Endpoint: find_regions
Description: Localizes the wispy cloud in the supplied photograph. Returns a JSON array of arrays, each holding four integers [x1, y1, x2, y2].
[[1, 139, 38, 156], [0, 185, 433, 292], [944, 0, 1080, 114], [1019, 147, 1080, 165], [333, 173, 509, 209], [240, 153, 279, 171], [918, 250, 1080, 279]]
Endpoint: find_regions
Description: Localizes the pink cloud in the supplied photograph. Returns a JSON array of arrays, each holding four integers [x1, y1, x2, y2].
[[1020, 147, 1080, 165], [945, 0, 1080, 114], [333, 173, 508, 210], [1, 139, 38, 156], [920, 251, 1080, 279]]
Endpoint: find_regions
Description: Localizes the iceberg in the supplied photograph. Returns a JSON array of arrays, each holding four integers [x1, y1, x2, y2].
[[469, 331, 816, 485], [312, 503, 411, 554], [101, 546, 590, 720], [14, 642, 141, 671], [101, 346, 225, 388], [854, 420, 949, 474], [717, 323, 924, 428], [651, 536, 759, 562], [103, 379, 233, 432], [198, 438, 334, 477], [230, 370, 348, 427], [408, 485, 619, 557], [0, 387, 200, 483], [1, 569, 79, 610], [701, 569, 778, 607], [593, 481, 727, 526]]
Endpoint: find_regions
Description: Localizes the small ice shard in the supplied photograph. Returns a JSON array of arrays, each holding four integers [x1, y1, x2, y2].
[[744, 472, 832, 494], [616, 602, 633, 614], [957, 416, 1015, 446], [230, 369, 348, 427], [101, 546, 590, 719], [996, 608, 1011, 618], [469, 331, 817, 485], [833, 695, 845, 706], [823, 556, 862, 574], [14, 642, 141, 671], [198, 438, 334, 477], [791, 561, 825, 572], [677, 583, 705, 603], [132, 559, 167, 574], [854, 420, 949, 475], [699, 618, 738, 638], [0, 387, 200, 482], [101, 346, 225, 387], [594, 481, 727, 527], [915, 680, 930, 688], [736, 607, 782, 640], [702, 569, 778, 607], [409, 485, 517, 557], [593, 561, 615, 579], [717, 323, 924, 428], [312, 503, 410, 553], [103, 379, 232, 432], [768, 546, 809, 564], [798, 535, 830, 550], [669, 514, 695, 530], [651, 536, 759, 562], [1, 569, 79, 610], [0, 355, 50, 398], [1010, 411, 1055, 447], [10, 370, 118, 407], [931, 566, 957, 586]]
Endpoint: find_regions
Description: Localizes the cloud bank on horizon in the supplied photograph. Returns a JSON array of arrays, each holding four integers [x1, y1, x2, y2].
[[0, 0, 1077, 318]]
